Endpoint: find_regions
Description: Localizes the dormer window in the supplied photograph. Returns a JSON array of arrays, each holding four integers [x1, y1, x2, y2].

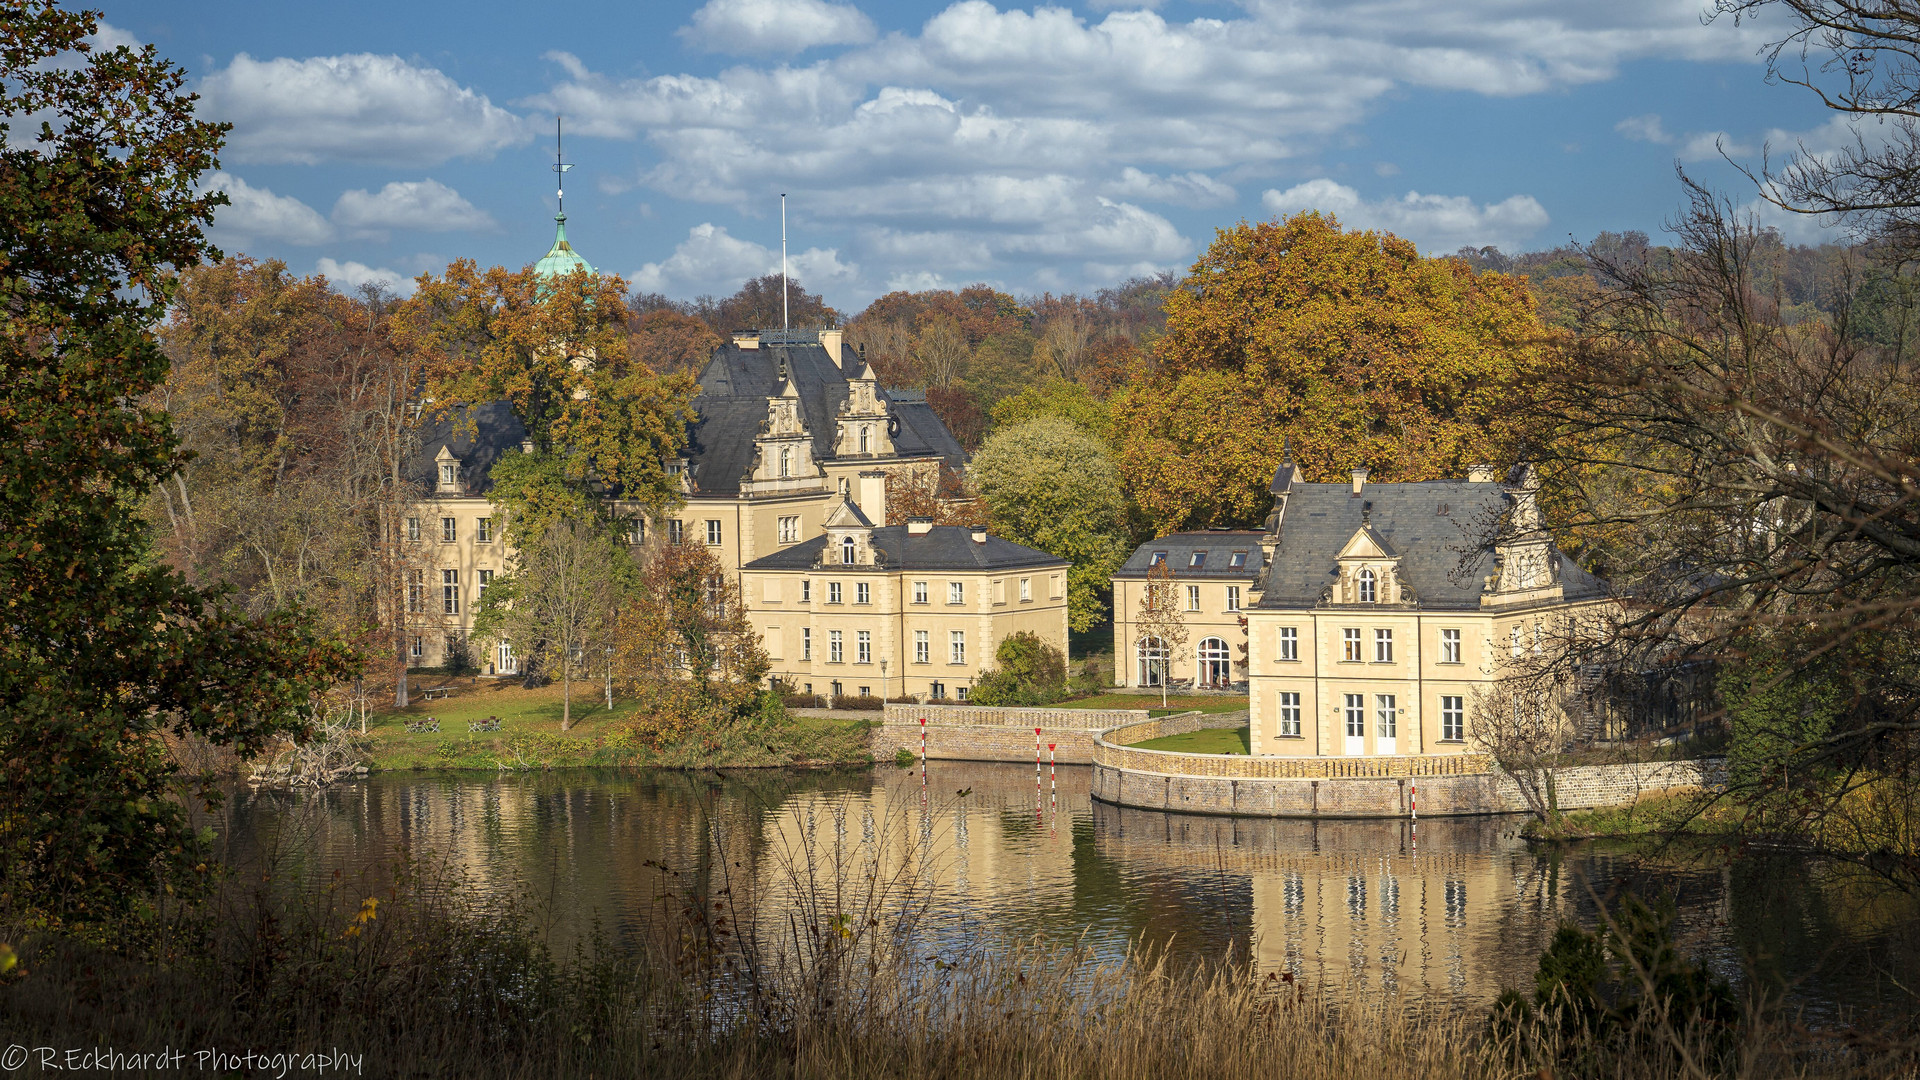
[[1149, 551, 1168, 567], [439, 462, 455, 486], [1229, 551, 1247, 568], [841, 536, 855, 564], [1358, 568, 1377, 603], [779, 447, 791, 478], [859, 426, 870, 453], [1189, 551, 1206, 568]]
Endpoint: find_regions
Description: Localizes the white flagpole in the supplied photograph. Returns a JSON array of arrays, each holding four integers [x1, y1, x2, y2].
[[781, 192, 789, 331]]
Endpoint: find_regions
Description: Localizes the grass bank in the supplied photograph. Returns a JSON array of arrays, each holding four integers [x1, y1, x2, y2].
[[356, 679, 871, 771], [1522, 789, 1736, 842], [1129, 725, 1251, 755]]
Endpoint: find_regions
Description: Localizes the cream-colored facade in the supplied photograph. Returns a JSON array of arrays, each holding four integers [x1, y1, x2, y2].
[[1110, 530, 1265, 690], [741, 511, 1070, 702]]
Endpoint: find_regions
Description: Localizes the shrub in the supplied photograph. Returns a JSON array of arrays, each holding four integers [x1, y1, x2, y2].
[[782, 691, 827, 710], [830, 694, 885, 711], [970, 631, 1068, 706]]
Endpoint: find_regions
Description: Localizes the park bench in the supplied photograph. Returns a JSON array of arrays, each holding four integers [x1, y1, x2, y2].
[[405, 718, 440, 734], [468, 717, 502, 733], [420, 687, 451, 701]]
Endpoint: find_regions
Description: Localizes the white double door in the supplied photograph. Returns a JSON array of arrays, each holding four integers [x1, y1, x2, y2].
[[1343, 692, 1400, 755]]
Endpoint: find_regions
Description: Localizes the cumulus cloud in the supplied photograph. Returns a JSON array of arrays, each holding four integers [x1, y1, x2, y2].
[[316, 258, 418, 297], [1616, 113, 1671, 144], [1261, 179, 1550, 253], [1101, 167, 1236, 207], [332, 179, 496, 234], [202, 172, 334, 247], [200, 53, 527, 166], [630, 223, 859, 295], [680, 0, 876, 53]]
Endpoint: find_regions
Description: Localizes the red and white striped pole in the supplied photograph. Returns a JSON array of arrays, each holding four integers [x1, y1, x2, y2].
[[1049, 743, 1056, 795], [1410, 781, 1417, 822], [919, 717, 927, 773]]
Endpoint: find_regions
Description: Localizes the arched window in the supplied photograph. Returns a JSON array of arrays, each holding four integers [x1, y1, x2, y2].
[[859, 425, 870, 453], [841, 536, 856, 564], [1136, 636, 1167, 687], [1197, 637, 1232, 688], [779, 446, 791, 477], [1357, 568, 1377, 603]]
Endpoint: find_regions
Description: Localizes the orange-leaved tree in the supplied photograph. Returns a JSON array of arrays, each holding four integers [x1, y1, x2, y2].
[[613, 541, 770, 749], [1112, 212, 1554, 536]]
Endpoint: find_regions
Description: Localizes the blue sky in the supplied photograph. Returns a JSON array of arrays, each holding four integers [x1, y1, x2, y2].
[[97, 0, 1849, 311]]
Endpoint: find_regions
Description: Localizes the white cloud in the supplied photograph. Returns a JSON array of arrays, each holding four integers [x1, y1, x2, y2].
[[316, 258, 418, 297], [1101, 167, 1236, 207], [1616, 113, 1671, 144], [332, 179, 496, 234], [87, 20, 141, 50], [199, 53, 527, 166], [202, 172, 334, 247], [1262, 179, 1550, 253], [681, 0, 876, 53], [630, 223, 858, 295]]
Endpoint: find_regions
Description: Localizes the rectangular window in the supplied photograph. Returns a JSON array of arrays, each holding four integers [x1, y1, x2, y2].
[[828, 582, 842, 604], [857, 631, 871, 664], [1278, 626, 1298, 662], [623, 518, 643, 544], [829, 630, 843, 663], [477, 569, 493, 597], [668, 520, 685, 544], [856, 581, 870, 604], [705, 520, 722, 546], [913, 580, 929, 604], [914, 630, 929, 663], [956, 686, 970, 702], [949, 630, 965, 665], [1019, 577, 1031, 602], [410, 635, 424, 659], [1279, 692, 1302, 737], [1189, 550, 1206, 568], [441, 517, 456, 543], [1225, 586, 1241, 611], [779, 515, 799, 543], [930, 680, 945, 700], [1342, 628, 1362, 663], [1376, 694, 1397, 739], [476, 517, 492, 543], [1374, 628, 1394, 663], [1441, 696, 1466, 742], [1345, 694, 1365, 738], [1441, 628, 1462, 664], [1149, 551, 1167, 567], [407, 569, 425, 614], [1229, 550, 1248, 568], [1511, 625, 1523, 657], [441, 569, 459, 614], [800, 579, 811, 602], [1185, 585, 1201, 611], [439, 462, 455, 486], [406, 516, 420, 542], [801, 627, 812, 661], [948, 581, 964, 605]]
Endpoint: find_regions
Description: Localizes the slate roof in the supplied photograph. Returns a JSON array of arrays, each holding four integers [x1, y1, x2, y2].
[[406, 402, 529, 496], [1114, 530, 1266, 580], [742, 525, 1069, 572], [683, 341, 966, 496], [1254, 480, 1607, 610]]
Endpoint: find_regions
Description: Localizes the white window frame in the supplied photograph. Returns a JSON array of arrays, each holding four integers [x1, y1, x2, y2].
[[1440, 628, 1462, 665], [410, 635, 424, 659], [801, 627, 812, 661], [829, 630, 843, 663], [800, 579, 811, 603], [477, 569, 493, 597], [476, 517, 492, 543], [914, 630, 929, 664], [828, 582, 842, 604], [1019, 577, 1031, 602], [441, 569, 460, 614], [1225, 585, 1241, 611], [440, 517, 456, 543], [949, 630, 965, 665], [1278, 626, 1298, 662], [1374, 628, 1394, 664], [1357, 568, 1376, 603], [1441, 695, 1465, 742], [1342, 627, 1362, 663], [1136, 636, 1166, 687], [1278, 692, 1301, 737], [779, 515, 799, 543], [706, 519, 723, 546], [913, 580, 929, 604], [1185, 584, 1201, 611], [668, 520, 685, 544], [406, 517, 420, 542], [841, 536, 855, 563], [1376, 693, 1397, 739], [856, 630, 871, 664], [407, 569, 426, 614], [1344, 694, 1365, 738], [947, 581, 964, 605], [856, 581, 870, 604]]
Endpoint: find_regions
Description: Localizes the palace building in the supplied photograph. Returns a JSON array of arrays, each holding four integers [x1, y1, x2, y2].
[[1112, 461, 1612, 756], [394, 207, 1056, 690]]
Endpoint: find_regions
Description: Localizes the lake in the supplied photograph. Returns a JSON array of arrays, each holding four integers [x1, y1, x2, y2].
[[214, 761, 1920, 1019]]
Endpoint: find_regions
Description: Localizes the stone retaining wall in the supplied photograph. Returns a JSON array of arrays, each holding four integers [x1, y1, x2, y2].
[[1089, 712, 1720, 818], [876, 703, 1155, 764]]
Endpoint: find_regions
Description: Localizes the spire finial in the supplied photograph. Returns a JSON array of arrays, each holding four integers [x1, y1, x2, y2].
[[552, 116, 573, 221], [1282, 436, 1292, 465]]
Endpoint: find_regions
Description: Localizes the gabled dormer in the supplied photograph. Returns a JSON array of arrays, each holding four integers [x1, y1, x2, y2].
[[433, 445, 462, 495], [834, 359, 895, 458], [821, 497, 876, 566], [1330, 509, 1411, 605], [741, 376, 824, 496], [1486, 463, 1565, 605]]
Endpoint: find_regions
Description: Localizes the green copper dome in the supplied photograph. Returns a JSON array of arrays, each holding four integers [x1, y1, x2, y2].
[[534, 213, 593, 280]]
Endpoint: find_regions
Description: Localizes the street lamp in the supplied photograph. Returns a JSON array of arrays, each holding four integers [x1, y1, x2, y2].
[[880, 658, 889, 703]]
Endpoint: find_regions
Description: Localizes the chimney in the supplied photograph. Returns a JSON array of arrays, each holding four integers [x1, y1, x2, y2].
[[1467, 463, 1495, 483], [818, 327, 844, 365], [1350, 467, 1368, 495], [907, 517, 933, 536], [732, 332, 760, 349], [970, 526, 988, 544], [857, 469, 887, 525]]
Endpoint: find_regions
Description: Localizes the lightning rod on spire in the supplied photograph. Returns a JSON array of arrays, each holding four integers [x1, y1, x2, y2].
[[553, 117, 574, 218]]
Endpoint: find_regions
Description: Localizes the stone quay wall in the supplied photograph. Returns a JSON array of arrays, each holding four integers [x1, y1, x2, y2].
[[876, 703, 1156, 764], [1089, 712, 1719, 818]]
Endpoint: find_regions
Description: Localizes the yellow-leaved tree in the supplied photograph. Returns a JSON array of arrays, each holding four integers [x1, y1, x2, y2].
[[1112, 212, 1554, 535]]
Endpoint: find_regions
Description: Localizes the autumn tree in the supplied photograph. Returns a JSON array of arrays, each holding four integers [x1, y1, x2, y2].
[[473, 517, 624, 729], [1112, 212, 1551, 536], [884, 463, 984, 527], [629, 307, 720, 375], [972, 416, 1131, 632], [1134, 561, 1190, 708], [715, 273, 838, 332], [988, 378, 1112, 442], [0, 2, 354, 922], [613, 541, 770, 747]]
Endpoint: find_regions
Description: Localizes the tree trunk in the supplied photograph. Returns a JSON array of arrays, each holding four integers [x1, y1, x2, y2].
[[562, 665, 572, 731]]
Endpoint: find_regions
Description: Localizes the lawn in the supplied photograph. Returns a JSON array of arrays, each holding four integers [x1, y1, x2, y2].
[[356, 678, 870, 770], [1060, 693, 1249, 717], [1128, 725, 1251, 755]]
